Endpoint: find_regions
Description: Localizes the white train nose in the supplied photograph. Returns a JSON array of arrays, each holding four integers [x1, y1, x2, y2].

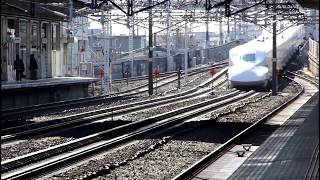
[[228, 66, 269, 83]]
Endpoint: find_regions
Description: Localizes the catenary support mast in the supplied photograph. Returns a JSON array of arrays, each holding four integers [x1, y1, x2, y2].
[[148, 0, 153, 95]]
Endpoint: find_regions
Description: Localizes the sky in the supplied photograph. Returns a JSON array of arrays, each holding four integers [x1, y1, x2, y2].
[[89, 20, 233, 36], [88, 10, 234, 36]]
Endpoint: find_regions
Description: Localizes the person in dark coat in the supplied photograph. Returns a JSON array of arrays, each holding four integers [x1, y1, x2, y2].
[[14, 55, 24, 81], [29, 54, 38, 80]]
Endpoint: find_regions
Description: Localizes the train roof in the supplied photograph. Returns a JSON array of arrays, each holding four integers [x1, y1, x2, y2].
[[230, 25, 304, 55]]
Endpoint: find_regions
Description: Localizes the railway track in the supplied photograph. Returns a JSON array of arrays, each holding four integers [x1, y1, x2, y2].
[[108, 63, 218, 84], [24, 61, 312, 179], [1, 88, 255, 179], [2, 73, 310, 179], [4, 64, 311, 179], [1, 67, 228, 142], [1, 61, 227, 121], [63, 76, 302, 179], [172, 74, 315, 180], [286, 71, 319, 86]]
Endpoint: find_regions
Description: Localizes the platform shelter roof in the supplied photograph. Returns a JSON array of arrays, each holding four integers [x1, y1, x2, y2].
[[1, 0, 89, 21]]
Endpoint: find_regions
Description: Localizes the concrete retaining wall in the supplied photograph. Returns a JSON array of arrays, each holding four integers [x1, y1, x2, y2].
[[2, 83, 91, 109], [89, 40, 246, 80]]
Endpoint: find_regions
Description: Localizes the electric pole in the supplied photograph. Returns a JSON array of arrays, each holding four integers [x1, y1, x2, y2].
[[272, 0, 277, 95], [148, 0, 153, 95]]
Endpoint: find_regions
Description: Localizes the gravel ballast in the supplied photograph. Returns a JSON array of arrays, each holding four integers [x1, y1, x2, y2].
[[1, 86, 231, 161], [43, 78, 302, 179]]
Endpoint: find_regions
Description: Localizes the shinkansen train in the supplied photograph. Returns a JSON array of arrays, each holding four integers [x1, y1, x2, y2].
[[227, 25, 305, 88]]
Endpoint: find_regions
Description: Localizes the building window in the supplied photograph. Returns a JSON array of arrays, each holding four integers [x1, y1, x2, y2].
[[41, 23, 47, 39], [7, 19, 15, 29], [52, 23, 58, 50], [31, 22, 38, 49], [19, 20, 27, 46], [19, 20, 27, 69]]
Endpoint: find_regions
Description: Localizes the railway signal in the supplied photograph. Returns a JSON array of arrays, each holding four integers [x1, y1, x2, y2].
[[209, 68, 216, 76], [153, 70, 160, 78], [153, 69, 160, 94], [124, 70, 130, 85], [98, 69, 105, 78], [124, 65, 130, 85], [97, 69, 106, 95], [177, 67, 181, 89], [209, 68, 216, 89]]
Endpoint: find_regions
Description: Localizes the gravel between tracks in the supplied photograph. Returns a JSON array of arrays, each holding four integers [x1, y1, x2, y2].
[[1, 137, 75, 161], [1, 86, 231, 161], [20, 70, 214, 123], [43, 78, 300, 179]]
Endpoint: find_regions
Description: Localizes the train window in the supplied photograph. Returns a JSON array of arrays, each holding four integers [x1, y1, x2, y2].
[[241, 54, 255, 62]]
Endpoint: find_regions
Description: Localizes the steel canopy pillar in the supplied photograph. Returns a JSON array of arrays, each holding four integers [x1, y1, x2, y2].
[[166, 7, 173, 71], [108, 11, 112, 90], [219, 14, 223, 45], [129, 15, 134, 77], [264, 10, 268, 27], [234, 19, 236, 40], [205, 10, 209, 63], [184, 21, 188, 81], [227, 17, 230, 43], [148, 0, 153, 95], [68, 0, 73, 76], [107, 10, 111, 91], [190, 14, 194, 67], [101, 11, 107, 94], [272, 1, 277, 96]]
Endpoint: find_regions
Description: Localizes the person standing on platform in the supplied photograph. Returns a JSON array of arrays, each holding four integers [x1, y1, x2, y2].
[[14, 55, 24, 81], [29, 54, 38, 80]]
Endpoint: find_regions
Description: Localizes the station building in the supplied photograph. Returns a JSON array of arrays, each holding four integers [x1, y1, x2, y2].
[[1, 0, 86, 81], [0, 0, 99, 110]]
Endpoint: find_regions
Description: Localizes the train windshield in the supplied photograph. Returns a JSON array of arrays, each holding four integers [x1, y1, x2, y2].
[[241, 53, 256, 62]]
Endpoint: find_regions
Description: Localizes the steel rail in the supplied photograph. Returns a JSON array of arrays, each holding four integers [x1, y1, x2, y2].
[[1, 66, 228, 135], [111, 61, 227, 83], [1, 87, 239, 170], [111, 69, 182, 83], [1, 62, 227, 119], [172, 75, 305, 180], [286, 71, 319, 86], [1, 68, 228, 142], [1, 90, 255, 179], [114, 63, 227, 95]]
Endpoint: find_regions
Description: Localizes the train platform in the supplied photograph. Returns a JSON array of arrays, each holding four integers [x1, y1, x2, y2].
[[1, 77, 98, 110], [194, 89, 319, 179]]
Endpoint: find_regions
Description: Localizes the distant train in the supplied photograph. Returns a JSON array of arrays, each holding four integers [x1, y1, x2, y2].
[[227, 25, 306, 88]]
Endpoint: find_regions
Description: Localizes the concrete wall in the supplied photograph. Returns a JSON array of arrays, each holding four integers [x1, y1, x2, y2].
[[88, 40, 246, 80], [110, 57, 167, 79], [2, 84, 90, 109], [206, 40, 246, 63]]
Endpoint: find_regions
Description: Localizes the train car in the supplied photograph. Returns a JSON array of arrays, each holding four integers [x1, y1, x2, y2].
[[227, 25, 305, 88]]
